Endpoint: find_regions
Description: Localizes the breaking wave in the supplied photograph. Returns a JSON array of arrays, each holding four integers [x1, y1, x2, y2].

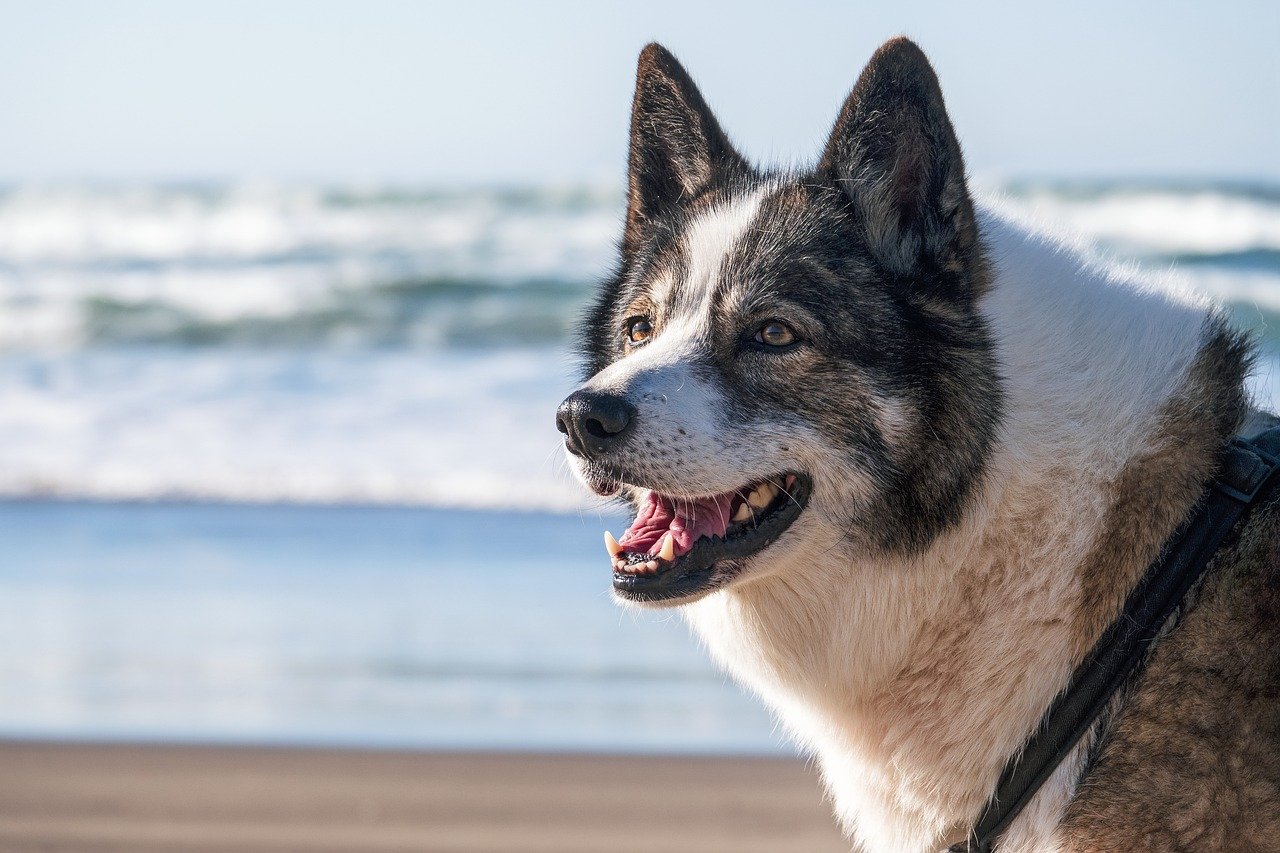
[[0, 179, 1277, 509]]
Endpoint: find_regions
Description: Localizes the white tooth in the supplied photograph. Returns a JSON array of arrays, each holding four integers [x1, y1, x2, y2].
[[659, 534, 675, 562], [748, 483, 776, 509], [645, 560, 658, 573], [604, 531, 622, 558], [732, 502, 752, 522]]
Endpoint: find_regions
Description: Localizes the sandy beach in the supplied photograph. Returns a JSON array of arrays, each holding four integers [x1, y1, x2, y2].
[[0, 741, 848, 852]]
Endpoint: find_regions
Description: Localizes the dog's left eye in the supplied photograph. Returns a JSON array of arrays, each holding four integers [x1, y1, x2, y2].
[[755, 321, 797, 347], [626, 317, 654, 345]]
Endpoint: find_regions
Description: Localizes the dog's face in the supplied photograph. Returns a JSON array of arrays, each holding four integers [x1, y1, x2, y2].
[[557, 39, 1003, 606]]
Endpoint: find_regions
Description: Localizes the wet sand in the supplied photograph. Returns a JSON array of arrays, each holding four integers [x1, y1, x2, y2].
[[0, 741, 848, 852]]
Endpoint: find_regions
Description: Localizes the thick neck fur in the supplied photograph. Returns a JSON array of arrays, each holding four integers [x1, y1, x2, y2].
[[682, 203, 1249, 852]]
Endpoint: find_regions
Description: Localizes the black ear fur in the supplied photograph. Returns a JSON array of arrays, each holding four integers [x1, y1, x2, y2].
[[819, 38, 978, 284], [624, 43, 748, 255]]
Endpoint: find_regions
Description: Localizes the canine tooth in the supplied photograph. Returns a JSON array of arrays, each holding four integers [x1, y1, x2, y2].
[[605, 531, 622, 558], [732, 503, 752, 522], [748, 483, 776, 509], [659, 535, 675, 562]]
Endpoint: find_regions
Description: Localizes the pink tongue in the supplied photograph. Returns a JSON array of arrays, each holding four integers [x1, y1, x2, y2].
[[617, 491, 734, 557]]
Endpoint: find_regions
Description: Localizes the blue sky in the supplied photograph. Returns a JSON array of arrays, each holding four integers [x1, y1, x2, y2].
[[0, 0, 1276, 184]]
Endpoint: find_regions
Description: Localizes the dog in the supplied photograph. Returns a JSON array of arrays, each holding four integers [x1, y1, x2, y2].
[[555, 37, 1280, 852]]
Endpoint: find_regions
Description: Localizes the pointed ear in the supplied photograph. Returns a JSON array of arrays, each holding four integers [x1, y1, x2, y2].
[[624, 43, 748, 254], [819, 38, 978, 284]]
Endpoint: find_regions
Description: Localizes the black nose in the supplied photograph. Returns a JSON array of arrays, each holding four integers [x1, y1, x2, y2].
[[556, 390, 635, 459]]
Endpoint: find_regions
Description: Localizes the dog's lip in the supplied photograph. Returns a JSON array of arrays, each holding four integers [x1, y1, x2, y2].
[[582, 469, 623, 497], [609, 472, 812, 605]]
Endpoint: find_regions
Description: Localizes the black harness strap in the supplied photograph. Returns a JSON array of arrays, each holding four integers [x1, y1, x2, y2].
[[951, 426, 1280, 853]]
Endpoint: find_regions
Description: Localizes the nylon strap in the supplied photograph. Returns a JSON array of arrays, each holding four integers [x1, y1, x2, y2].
[[951, 426, 1280, 853]]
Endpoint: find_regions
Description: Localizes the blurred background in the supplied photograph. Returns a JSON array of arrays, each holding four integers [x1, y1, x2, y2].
[[0, 0, 1277, 756]]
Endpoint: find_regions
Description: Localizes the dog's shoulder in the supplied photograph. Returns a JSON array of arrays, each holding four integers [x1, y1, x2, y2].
[[1060, 491, 1280, 851]]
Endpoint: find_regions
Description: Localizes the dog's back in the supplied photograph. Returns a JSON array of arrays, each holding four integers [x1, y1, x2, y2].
[[1060, 496, 1280, 851]]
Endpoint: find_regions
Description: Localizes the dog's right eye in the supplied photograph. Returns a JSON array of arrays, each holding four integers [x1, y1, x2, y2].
[[626, 317, 654, 345]]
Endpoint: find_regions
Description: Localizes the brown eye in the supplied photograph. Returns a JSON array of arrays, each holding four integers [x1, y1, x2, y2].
[[755, 321, 797, 347], [626, 317, 654, 344]]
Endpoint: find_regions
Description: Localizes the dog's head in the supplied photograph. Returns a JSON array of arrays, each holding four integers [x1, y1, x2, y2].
[[557, 38, 1003, 606]]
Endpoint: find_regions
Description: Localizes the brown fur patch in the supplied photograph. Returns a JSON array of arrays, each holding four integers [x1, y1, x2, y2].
[[1072, 322, 1252, 656], [1053, 322, 1280, 850], [1060, 494, 1280, 850]]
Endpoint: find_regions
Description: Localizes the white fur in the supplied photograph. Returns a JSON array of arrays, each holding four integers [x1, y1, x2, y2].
[[678, 201, 1218, 852], [581, 189, 810, 499], [663, 187, 769, 325], [591, 188, 767, 394]]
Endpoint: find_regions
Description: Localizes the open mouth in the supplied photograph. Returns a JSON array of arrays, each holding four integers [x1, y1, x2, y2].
[[605, 473, 812, 604]]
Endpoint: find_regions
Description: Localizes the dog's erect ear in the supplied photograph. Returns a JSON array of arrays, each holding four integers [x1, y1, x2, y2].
[[625, 43, 747, 254], [820, 38, 978, 283]]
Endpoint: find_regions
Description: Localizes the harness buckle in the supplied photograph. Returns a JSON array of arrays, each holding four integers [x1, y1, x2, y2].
[[1214, 436, 1280, 504]]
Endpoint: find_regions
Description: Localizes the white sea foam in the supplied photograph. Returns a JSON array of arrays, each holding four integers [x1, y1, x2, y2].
[[0, 184, 620, 268], [0, 181, 1277, 510], [0, 184, 620, 349], [0, 348, 598, 511], [993, 184, 1280, 255]]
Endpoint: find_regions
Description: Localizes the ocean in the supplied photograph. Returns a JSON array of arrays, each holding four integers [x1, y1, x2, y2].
[[1, 179, 1278, 754]]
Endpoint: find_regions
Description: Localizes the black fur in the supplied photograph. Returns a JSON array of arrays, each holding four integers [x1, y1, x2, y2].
[[623, 43, 750, 257], [576, 38, 1004, 556]]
